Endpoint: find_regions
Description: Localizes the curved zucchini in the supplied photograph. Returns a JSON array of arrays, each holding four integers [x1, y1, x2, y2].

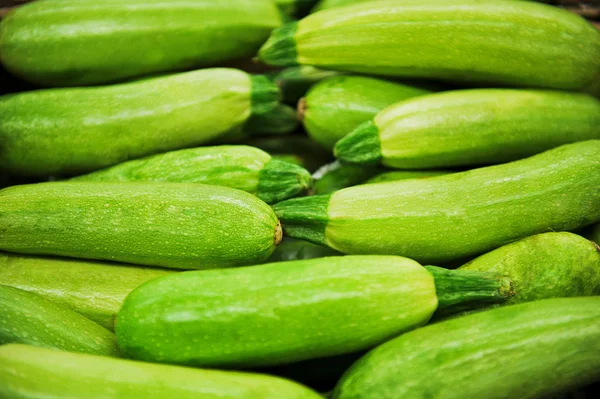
[[116, 255, 512, 368], [302, 76, 429, 149], [0, 69, 294, 177], [0, 182, 281, 269], [0, 252, 171, 331], [0, 344, 322, 399], [0, 285, 119, 357], [333, 297, 600, 399], [0, 0, 282, 86], [259, 0, 600, 90], [312, 161, 383, 195], [365, 170, 453, 184], [274, 141, 600, 264], [335, 89, 600, 168], [72, 145, 312, 204]]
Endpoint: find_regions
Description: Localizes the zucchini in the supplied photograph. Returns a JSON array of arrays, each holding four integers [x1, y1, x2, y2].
[[0, 182, 281, 269], [0, 344, 322, 399], [0, 0, 282, 86], [0, 252, 171, 331], [333, 297, 600, 399], [271, 66, 340, 106], [0, 285, 119, 357], [116, 255, 512, 368], [274, 141, 600, 264], [72, 145, 312, 205], [0, 68, 293, 177], [259, 0, 600, 90], [335, 89, 600, 168], [365, 170, 453, 184], [313, 0, 545, 12], [302, 76, 430, 149], [267, 237, 341, 262], [459, 232, 600, 304], [312, 161, 383, 195]]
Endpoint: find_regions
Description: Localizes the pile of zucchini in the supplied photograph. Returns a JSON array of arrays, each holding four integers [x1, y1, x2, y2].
[[1, 0, 599, 398]]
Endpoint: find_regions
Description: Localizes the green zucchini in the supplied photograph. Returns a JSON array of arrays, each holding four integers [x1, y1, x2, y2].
[[313, 0, 547, 12], [335, 89, 600, 168], [267, 237, 341, 262], [259, 0, 600, 91], [0, 252, 171, 331], [272, 66, 340, 106], [333, 296, 600, 399], [0, 182, 281, 269], [72, 145, 312, 205], [0, 285, 119, 357], [365, 170, 453, 184], [0, 0, 282, 86], [312, 161, 383, 195], [0, 68, 294, 177], [274, 141, 600, 264], [302, 76, 430, 149], [116, 255, 512, 368], [0, 344, 322, 399]]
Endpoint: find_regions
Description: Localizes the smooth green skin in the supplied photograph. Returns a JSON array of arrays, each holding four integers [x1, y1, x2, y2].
[[0, 285, 120, 357], [116, 256, 438, 368], [275, 141, 600, 264], [260, 0, 600, 90], [0, 0, 282, 86], [0, 344, 322, 399], [334, 297, 600, 399], [303, 75, 430, 149], [0, 68, 267, 176], [0, 253, 172, 331], [273, 66, 340, 106], [365, 170, 453, 184], [459, 232, 600, 304], [338, 89, 600, 169], [72, 145, 312, 204], [312, 160, 383, 195], [0, 182, 280, 269], [268, 237, 341, 262]]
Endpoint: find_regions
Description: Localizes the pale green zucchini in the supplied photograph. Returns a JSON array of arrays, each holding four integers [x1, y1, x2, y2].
[[365, 170, 453, 184], [0, 0, 282, 86], [274, 141, 600, 264], [0, 252, 171, 331], [271, 66, 340, 106], [0, 68, 295, 177], [302, 76, 430, 149], [259, 0, 600, 90], [311, 161, 383, 195], [333, 297, 600, 399], [0, 344, 322, 399], [0, 182, 281, 269], [0, 285, 119, 357], [72, 145, 312, 204], [335, 89, 600, 168], [116, 255, 512, 368]]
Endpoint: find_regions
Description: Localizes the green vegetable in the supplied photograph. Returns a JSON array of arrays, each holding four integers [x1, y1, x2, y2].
[[302, 76, 430, 149], [274, 141, 600, 264], [0, 68, 294, 177], [0, 344, 322, 399], [267, 237, 341, 262], [0, 0, 282, 86], [312, 161, 383, 195], [116, 255, 512, 368], [333, 296, 600, 399], [259, 0, 600, 91], [0, 182, 282, 269], [272, 66, 340, 106], [365, 170, 453, 184], [458, 232, 600, 304], [335, 89, 600, 168], [0, 252, 172, 331], [0, 285, 119, 357], [72, 145, 312, 205]]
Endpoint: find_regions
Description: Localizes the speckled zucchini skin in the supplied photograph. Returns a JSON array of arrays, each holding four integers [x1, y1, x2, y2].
[[334, 297, 600, 399], [0, 285, 119, 357], [335, 89, 600, 168], [275, 141, 600, 264], [72, 145, 312, 204], [116, 255, 510, 368], [260, 0, 600, 91], [0, 253, 171, 331], [0, 344, 322, 399], [0, 182, 281, 269], [0, 0, 282, 86], [0, 69, 285, 177]]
